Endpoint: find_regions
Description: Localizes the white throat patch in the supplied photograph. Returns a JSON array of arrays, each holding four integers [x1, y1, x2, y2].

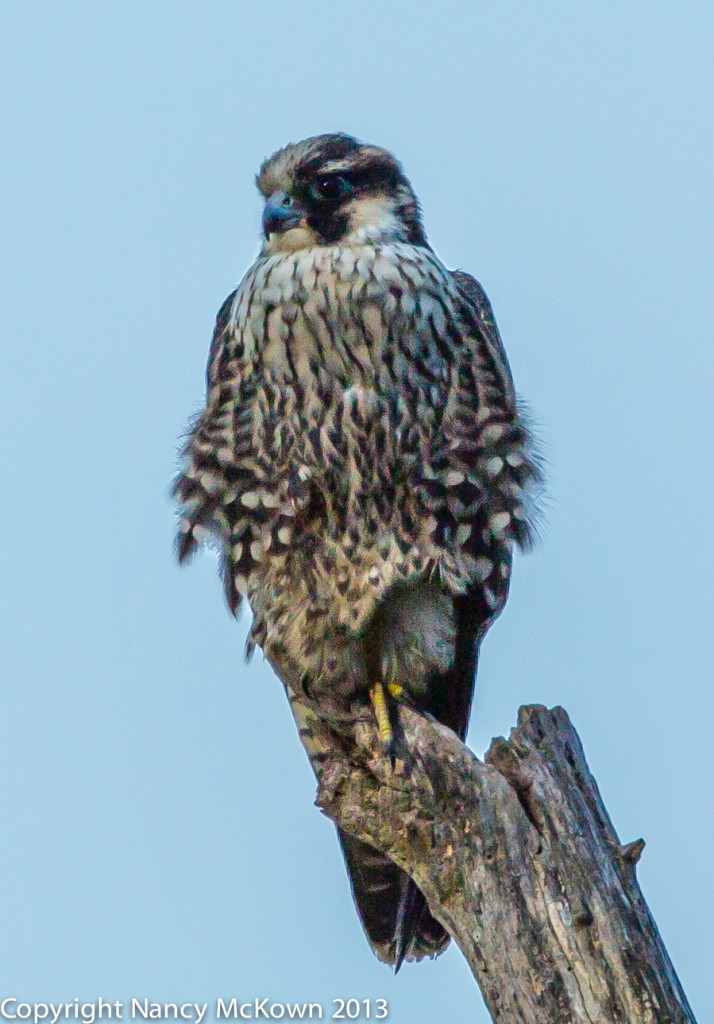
[[262, 224, 319, 255]]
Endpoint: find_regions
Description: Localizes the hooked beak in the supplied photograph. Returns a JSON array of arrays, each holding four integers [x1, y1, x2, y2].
[[262, 191, 308, 237]]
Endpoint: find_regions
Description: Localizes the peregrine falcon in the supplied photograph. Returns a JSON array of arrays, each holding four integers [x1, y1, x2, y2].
[[174, 134, 540, 969]]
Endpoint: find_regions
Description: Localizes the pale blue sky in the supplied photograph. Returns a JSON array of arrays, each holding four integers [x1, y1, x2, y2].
[[1, 2, 712, 1021]]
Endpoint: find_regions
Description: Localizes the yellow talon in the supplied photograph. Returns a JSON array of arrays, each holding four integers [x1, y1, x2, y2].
[[387, 682, 404, 699], [370, 682, 393, 749]]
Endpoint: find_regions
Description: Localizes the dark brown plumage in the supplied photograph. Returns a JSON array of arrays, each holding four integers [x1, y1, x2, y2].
[[174, 133, 540, 968]]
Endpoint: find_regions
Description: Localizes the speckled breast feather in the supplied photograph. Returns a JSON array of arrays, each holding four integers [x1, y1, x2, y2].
[[175, 241, 535, 696]]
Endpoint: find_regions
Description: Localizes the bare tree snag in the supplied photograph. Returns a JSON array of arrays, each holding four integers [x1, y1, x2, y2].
[[280, 676, 696, 1024]]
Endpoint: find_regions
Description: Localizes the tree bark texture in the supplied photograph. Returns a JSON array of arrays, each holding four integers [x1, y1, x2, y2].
[[275, 662, 696, 1024]]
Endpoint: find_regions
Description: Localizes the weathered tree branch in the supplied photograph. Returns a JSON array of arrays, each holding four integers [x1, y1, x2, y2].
[[276, 662, 696, 1024]]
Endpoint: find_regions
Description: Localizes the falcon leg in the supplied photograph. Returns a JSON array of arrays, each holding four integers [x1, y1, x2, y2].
[[365, 609, 398, 767], [370, 681, 394, 752], [371, 684, 398, 768]]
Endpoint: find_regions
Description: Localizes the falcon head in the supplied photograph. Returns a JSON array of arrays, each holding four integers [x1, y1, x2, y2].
[[256, 133, 428, 254]]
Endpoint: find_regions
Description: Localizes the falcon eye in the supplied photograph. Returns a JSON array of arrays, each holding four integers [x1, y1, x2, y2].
[[311, 175, 353, 202]]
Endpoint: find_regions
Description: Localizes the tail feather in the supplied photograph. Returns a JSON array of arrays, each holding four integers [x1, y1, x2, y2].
[[394, 876, 429, 973], [338, 829, 449, 968]]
